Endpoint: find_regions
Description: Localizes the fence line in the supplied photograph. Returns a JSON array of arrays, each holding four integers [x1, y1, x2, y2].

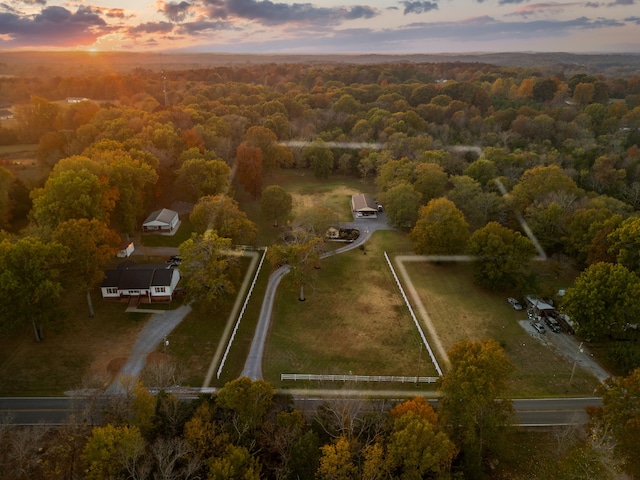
[[384, 251, 443, 377], [281, 373, 438, 383], [216, 247, 268, 379]]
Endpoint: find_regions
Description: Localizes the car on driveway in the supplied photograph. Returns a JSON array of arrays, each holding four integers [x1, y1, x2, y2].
[[167, 255, 182, 267], [508, 297, 523, 310], [532, 321, 546, 334], [544, 316, 562, 333]]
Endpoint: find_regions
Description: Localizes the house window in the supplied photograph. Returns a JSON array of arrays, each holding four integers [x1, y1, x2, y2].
[[106, 288, 118, 294], [156, 287, 166, 293]]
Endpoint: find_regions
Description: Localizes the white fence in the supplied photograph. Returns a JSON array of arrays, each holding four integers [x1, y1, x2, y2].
[[281, 373, 439, 383]]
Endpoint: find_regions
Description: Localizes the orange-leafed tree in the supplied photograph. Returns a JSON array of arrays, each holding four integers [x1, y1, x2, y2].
[[236, 143, 263, 199]]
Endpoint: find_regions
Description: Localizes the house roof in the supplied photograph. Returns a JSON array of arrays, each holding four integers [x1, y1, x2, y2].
[[102, 262, 177, 289], [119, 270, 155, 290], [352, 194, 377, 212], [101, 269, 123, 288], [143, 208, 178, 226], [151, 269, 174, 287]]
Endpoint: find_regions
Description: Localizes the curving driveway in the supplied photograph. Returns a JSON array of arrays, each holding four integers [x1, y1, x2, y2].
[[241, 213, 394, 380]]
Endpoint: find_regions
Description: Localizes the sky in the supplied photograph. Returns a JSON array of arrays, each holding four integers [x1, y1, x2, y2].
[[1, 0, 639, 54]]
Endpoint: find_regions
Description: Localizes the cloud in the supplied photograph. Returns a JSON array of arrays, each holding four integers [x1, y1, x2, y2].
[[176, 19, 237, 34], [400, 1, 439, 15], [585, 2, 602, 7], [128, 21, 175, 35], [498, 0, 527, 5], [506, 2, 582, 17], [177, 14, 629, 53], [200, 0, 378, 26], [0, 3, 21, 14], [607, 0, 635, 5], [0, 5, 112, 47], [104, 8, 127, 19], [625, 15, 640, 23], [158, 1, 193, 22]]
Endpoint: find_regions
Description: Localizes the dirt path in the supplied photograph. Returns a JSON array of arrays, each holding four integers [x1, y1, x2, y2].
[[202, 250, 262, 387], [394, 255, 450, 368]]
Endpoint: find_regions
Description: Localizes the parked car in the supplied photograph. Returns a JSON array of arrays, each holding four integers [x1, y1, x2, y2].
[[532, 321, 546, 334], [167, 255, 182, 267], [507, 297, 523, 310], [544, 316, 562, 333]]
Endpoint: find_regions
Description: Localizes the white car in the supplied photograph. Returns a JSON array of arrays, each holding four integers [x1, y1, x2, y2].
[[532, 321, 546, 334], [507, 297, 523, 310]]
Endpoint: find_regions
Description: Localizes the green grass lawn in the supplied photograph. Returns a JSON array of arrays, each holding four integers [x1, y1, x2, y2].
[[140, 218, 194, 247], [234, 170, 376, 246], [401, 261, 599, 397], [0, 293, 151, 396], [261, 230, 435, 389]]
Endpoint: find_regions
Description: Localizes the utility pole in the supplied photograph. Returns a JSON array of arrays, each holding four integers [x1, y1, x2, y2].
[[569, 342, 584, 385]]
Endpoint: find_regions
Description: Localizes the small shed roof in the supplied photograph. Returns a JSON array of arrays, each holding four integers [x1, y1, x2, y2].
[[525, 296, 555, 312], [143, 208, 178, 226], [352, 194, 377, 212]]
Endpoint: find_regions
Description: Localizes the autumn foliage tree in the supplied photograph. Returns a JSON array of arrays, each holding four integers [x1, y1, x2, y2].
[[190, 194, 257, 245], [236, 143, 263, 198], [588, 368, 640, 478], [174, 158, 230, 202], [466, 222, 536, 290], [438, 339, 515, 479], [178, 231, 240, 309], [0, 236, 67, 341], [52, 218, 121, 317], [261, 185, 293, 227], [410, 198, 469, 255], [562, 262, 640, 340], [30, 168, 116, 229]]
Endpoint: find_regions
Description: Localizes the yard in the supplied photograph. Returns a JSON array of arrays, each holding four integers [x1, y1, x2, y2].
[[261, 230, 438, 388], [400, 261, 600, 397]]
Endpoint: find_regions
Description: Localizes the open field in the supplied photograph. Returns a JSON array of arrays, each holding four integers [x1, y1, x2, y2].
[[234, 170, 376, 246], [262, 230, 437, 389], [401, 261, 600, 397]]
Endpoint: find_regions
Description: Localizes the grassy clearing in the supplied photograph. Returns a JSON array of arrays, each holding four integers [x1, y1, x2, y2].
[[262, 230, 438, 389], [401, 261, 600, 397], [0, 144, 38, 155], [234, 170, 376, 246], [0, 293, 151, 396]]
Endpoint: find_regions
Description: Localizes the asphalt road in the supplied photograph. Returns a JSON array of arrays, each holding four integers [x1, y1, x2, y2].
[[0, 396, 602, 427]]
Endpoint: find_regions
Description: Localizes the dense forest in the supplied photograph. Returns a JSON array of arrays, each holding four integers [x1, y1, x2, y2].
[[1, 58, 640, 479]]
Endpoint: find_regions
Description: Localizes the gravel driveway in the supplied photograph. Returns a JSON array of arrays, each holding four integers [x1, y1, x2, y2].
[[519, 320, 611, 383], [106, 305, 192, 394]]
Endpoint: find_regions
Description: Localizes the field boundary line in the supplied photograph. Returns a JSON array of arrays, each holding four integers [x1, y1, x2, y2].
[[281, 373, 439, 383], [202, 248, 266, 387], [384, 251, 444, 376]]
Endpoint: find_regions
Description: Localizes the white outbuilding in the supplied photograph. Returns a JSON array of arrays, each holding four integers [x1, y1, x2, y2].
[[142, 208, 179, 233]]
